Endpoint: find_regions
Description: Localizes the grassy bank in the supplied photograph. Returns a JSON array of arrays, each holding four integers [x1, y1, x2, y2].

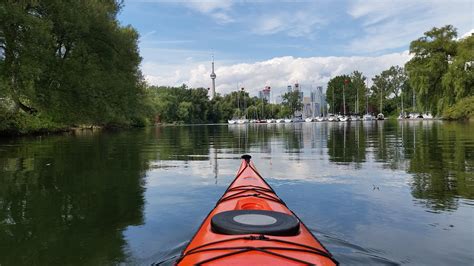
[[442, 96, 474, 120], [0, 112, 148, 137]]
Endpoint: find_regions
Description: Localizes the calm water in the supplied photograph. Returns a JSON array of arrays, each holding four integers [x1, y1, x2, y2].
[[1, 121, 473, 265]]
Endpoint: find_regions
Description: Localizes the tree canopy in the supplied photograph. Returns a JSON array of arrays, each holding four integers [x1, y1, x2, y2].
[[1, 0, 147, 131], [406, 25, 459, 115]]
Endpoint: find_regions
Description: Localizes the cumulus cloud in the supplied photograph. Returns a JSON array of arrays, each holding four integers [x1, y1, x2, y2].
[[144, 51, 412, 96]]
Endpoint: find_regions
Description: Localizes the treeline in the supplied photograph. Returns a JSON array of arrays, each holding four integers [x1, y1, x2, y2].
[[145, 85, 295, 123], [327, 25, 473, 118], [0, 0, 148, 134]]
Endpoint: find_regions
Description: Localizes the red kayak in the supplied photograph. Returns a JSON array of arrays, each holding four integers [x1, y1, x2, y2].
[[176, 155, 338, 265]]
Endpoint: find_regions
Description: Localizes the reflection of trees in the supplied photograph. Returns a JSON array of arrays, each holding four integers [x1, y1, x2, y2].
[[407, 122, 474, 211], [0, 131, 149, 265], [370, 121, 409, 170], [225, 124, 303, 153], [326, 120, 473, 211], [153, 126, 212, 160], [327, 123, 367, 167], [2, 120, 470, 265]]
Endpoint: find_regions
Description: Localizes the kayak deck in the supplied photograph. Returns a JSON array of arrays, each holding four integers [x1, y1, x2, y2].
[[176, 155, 338, 265]]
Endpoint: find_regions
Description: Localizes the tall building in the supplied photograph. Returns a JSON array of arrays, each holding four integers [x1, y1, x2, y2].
[[287, 85, 292, 93], [258, 86, 271, 102], [317, 87, 328, 116], [294, 83, 303, 101], [209, 56, 216, 99]]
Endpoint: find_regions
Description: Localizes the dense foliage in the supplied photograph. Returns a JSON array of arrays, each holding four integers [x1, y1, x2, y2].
[[326, 71, 367, 115], [146, 86, 290, 123], [0, 0, 147, 134], [406, 25, 473, 116]]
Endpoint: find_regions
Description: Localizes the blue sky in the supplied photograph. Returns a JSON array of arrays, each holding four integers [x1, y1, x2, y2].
[[119, 0, 473, 96]]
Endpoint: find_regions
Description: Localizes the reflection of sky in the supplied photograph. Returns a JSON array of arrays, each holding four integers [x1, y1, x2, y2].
[[124, 121, 474, 265]]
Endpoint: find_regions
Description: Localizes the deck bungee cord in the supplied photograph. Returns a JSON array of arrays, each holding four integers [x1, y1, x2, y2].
[[174, 155, 338, 265]]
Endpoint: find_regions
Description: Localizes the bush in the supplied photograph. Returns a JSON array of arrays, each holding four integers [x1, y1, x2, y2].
[[0, 111, 67, 135], [443, 96, 474, 120]]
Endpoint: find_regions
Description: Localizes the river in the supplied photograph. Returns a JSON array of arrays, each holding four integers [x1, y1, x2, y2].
[[0, 120, 473, 265]]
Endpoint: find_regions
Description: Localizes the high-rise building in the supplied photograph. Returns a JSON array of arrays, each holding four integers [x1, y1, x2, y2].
[[310, 91, 317, 103], [258, 86, 271, 102], [294, 83, 303, 101], [287, 85, 292, 93]]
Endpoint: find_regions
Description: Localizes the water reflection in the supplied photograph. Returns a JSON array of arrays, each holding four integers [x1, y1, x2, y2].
[[0, 131, 150, 265], [223, 121, 473, 211], [0, 121, 473, 265]]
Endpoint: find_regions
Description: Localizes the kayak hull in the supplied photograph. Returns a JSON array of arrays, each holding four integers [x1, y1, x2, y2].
[[176, 156, 337, 265]]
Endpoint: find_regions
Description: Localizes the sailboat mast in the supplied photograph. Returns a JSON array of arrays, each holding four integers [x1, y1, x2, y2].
[[366, 79, 369, 115], [343, 85, 346, 115], [356, 83, 359, 114], [412, 86, 416, 112], [401, 93, 404, 115], [380, 86, 383, 113]]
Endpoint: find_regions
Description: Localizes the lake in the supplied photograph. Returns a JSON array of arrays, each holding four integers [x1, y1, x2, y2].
[[0, 121, 473, 265]]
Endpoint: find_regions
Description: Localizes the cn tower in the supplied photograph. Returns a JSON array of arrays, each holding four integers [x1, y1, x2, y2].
[[210, 55, 216, 99]]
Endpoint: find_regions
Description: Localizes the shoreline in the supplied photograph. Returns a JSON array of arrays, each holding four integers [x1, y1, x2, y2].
[[3, 118, 473, 138]]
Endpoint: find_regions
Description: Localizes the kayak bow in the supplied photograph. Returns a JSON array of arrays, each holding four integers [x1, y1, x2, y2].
[[176, 155, 338, 265]]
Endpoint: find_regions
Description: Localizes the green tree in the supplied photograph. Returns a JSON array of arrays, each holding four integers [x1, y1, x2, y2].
[[349, 71, 367, 115], [0, 1, 51, 114], [371, 66, 409, 115], [326, 75, 355, 114], [441, 34, 474, 107], [406, 25, 458, 115], [282, 90, 303, 116]]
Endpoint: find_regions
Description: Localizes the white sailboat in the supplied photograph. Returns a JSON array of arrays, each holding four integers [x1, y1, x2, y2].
[[377, 83, 384, 120], [340, 80, 350, 122], [339, 115, 350, 122], [328, 114, 338, 122], [363, 114, 375, 120]]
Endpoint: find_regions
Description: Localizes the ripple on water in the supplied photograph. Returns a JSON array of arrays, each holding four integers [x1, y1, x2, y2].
[[311, 230, 402, 265], [132, 240, 188, 265]]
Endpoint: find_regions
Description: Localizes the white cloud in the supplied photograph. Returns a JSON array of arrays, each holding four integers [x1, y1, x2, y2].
[[347, 0, 474, 53], [460, 29, 474, 39], [252, 9, 325, 38], [182, 0, 235, 24], [144, 51, 412, 96]]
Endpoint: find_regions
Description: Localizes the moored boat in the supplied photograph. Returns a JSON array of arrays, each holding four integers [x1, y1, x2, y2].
[[363, 114, 375, 121], [176, 155, 338, 265], [338, 115, 350, 122], [327, 114, 338, 122], [316, 116, 326, 122]]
